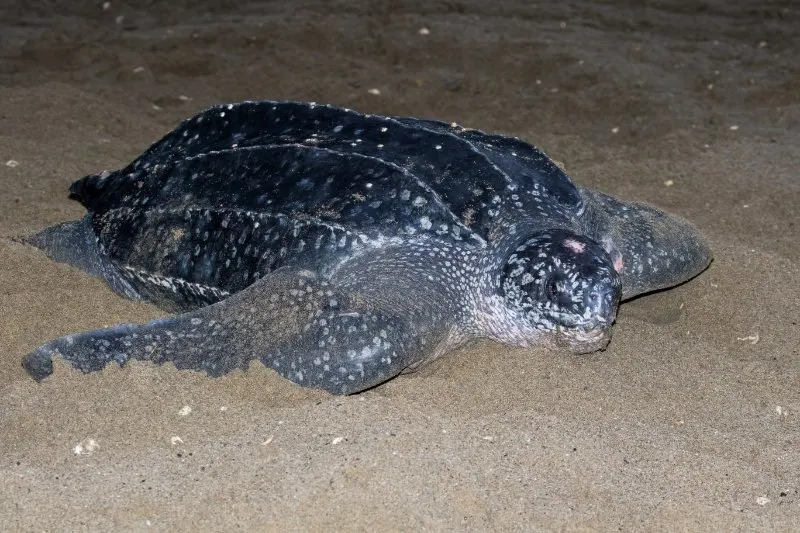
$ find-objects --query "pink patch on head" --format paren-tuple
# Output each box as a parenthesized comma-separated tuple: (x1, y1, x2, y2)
(563, 239, 585, 253)
(601, 236, 624, 273)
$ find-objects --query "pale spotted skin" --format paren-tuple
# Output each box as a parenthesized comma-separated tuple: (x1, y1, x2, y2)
(23, 101, 711, 394)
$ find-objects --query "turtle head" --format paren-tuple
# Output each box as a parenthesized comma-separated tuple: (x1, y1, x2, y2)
(498, 230, 622, 352)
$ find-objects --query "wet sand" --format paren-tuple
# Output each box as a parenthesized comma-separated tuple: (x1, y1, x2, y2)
(1, 1, 798, 530)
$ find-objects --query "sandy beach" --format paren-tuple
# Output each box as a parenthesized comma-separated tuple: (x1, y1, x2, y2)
(1, 1, 798, 530)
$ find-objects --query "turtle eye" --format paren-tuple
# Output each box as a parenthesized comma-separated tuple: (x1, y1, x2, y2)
(543, 274, 559, 302)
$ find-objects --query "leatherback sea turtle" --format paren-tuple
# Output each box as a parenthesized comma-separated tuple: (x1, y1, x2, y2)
(23, 101, 711, 394)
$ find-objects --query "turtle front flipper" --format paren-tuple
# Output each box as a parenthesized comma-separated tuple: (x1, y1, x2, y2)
(578, 187, 712, 300)
(24, 265, 459, 394)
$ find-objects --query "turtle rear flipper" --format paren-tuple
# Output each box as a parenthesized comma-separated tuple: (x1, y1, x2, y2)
(25, 215, 142, 301)
(23, 265, 459, 394)
(578, 187, 712, 300)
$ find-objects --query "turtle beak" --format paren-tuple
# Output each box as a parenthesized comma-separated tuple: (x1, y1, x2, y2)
(584, 281, 620, 328)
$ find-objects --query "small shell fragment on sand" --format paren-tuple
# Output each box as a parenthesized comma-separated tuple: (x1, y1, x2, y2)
(367, 88, 381, 95)
(5, 160, 19, 167)
(418, 27, 430, 35)
(331, 437, 344, 445)
(170, 436, 184, 445)
(736, 333, 760, 344)
(178, 405, 192, 416)
(756, 496, 770, 505)
(73, 438, 99, 455)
